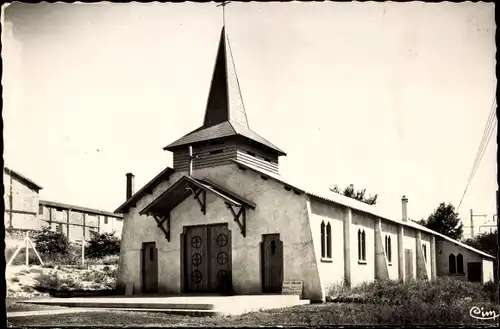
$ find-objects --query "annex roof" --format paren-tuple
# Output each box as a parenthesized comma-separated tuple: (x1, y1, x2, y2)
(4, 167, 43, 191)
(230, 159, 496, 260)
(39, 200, 122, 219)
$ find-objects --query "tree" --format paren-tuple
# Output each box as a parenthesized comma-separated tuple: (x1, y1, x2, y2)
(85, 232, 121, 259)
(33, 226, 70, 256)
(331, 184, 378, 205)
(419, 202, 463, 240)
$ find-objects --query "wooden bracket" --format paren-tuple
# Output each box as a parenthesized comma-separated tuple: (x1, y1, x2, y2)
(153, 213, 170, 241)
(226, 202, 246, 237)
(187, 184, 206, 215)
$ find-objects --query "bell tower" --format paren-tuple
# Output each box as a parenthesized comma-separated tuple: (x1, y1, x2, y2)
(164, 27, 286, 175)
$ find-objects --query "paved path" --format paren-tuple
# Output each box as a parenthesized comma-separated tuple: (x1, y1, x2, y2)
(7, 308, 98, 318)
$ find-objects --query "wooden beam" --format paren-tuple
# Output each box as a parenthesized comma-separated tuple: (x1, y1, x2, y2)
(67, 209, 70, 238)
(41, 219, 98, 229)
(152, 214, 170, 241)
(83, 213, 86, 241)
(5, 209, 37, 215)
(188, 185, 206, 215)
(225, 202, 246, 237)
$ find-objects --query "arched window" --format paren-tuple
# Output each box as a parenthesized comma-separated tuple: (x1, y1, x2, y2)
(385, 236, 392, 263)
(326, 223, 332, 258)
(361, 230, 366, 261)
(457, 254, 464, 274)
(358, 229, 366, 262)
(449, 254, 456, 274)
(321, 222, 326, 258)
(358, 229, 362, 261)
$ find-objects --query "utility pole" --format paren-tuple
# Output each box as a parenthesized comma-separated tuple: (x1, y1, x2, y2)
(496, 191, 499, 315)
(470, 209, 487, 239)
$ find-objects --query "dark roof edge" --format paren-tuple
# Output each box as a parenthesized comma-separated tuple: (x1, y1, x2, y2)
(114, 166, 175, 214)
(229, 160, 495, 260)
(4, 167, 43, 190)
(39, 200, 122, 218)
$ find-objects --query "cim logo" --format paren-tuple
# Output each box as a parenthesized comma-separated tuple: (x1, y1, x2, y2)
(469, 306, 500, 320)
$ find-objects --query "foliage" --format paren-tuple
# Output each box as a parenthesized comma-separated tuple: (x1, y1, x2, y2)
(32, 226, 70, 256)
(85, 232, 121, 259)
(418, 202, 463, 240)
(34, 272, 83, 292)
(331, 184, 378, 205)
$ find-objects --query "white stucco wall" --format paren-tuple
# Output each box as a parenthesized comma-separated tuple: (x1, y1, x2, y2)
(380, 219, 399, 281)
(308, 197, 345, 296)
(482, 259, 494, 283)
(117, 164, 323, 300)
(350, 211, 375, 287)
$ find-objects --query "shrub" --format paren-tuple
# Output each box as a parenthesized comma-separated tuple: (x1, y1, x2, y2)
(34, 272, 83, 292)
(33, 226, 70, 256)
(85, 232, 120, 259)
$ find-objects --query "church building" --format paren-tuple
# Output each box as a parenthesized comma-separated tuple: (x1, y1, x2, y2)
(115, 27, 495, 302)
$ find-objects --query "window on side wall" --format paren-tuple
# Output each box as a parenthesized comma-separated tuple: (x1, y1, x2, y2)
(385, 235, 392, 263)
(320, 221, 332, 262)
(326, 223, 332, 259)
(358, 229, 366, 263)
(321, 222, 325, 258)
(449, 254, 456, 274)
(457, 253, 464, 274)
(104, 216, 108, 225)
(423, 244, 427, 262)
(38, 204, 43, 215)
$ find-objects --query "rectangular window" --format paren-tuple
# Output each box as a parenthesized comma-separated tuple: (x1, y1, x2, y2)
(423, 244, 427, 262)
(246, 151, 256, 157)
(210, 149, 224, 155)
(104, 216, 108, 224)
(38, 204, 44, 215)
(358, 230, 366, 263)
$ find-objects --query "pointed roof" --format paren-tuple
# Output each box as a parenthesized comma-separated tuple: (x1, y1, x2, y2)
(164, 27, 286, 156)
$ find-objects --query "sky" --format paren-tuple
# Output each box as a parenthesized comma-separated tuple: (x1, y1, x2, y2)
(2, 2, 497, 236)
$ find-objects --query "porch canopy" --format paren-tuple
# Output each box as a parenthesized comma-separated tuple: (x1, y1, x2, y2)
(139, 175, 256, 240)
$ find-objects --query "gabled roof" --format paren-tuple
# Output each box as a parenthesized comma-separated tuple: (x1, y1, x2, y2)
(39, 200, 122, 219)
(4, 167, 43, 191)
(230, 159, 495, 260)
(114, 166, 175, 214)
(163, 27, 285, 156)
(139, 175, 255, 217)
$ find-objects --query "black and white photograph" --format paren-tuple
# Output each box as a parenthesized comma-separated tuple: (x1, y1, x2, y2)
(2, 1, 498, 327)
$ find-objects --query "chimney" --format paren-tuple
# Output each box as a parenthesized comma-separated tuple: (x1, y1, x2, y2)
(126, 173, 135, 200)
(401, 195, 408, 222)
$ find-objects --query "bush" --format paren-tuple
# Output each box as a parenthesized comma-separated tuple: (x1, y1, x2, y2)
(33, 226, 70, 256)
(34, 272, 83, 292)
(85, 232, 120, 259)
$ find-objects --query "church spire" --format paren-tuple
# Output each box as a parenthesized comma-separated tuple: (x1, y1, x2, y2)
(203, 26, 249, 129)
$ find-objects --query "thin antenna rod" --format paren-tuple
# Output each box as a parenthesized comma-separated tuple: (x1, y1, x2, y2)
(217, 1, 232, 27)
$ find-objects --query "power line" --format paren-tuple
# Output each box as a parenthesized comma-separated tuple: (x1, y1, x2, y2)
(457, 97, 497, 211)
(457, 116, 496, 211)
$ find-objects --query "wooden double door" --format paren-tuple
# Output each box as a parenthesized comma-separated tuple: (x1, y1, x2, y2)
(183, 224, 232, 294)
